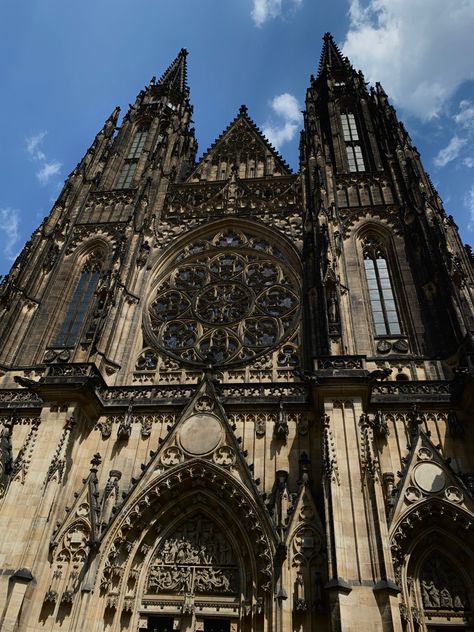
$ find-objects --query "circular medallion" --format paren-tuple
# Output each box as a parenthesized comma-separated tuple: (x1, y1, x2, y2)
(413, 462, 446, 493)
(179, 414, 223, 455)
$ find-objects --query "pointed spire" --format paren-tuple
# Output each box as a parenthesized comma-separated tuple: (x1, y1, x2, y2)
(317, 32, 350, 76)
(157, 48, 189, 95)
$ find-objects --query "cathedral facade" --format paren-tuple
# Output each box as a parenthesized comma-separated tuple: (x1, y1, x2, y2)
(0, 35, 473, 632)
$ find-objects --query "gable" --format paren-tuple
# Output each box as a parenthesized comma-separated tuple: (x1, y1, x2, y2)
(188, 106, 292, 183)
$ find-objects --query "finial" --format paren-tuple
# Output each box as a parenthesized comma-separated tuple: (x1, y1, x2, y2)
(239, 104, 248, 116)
(90, 453, 102, 470)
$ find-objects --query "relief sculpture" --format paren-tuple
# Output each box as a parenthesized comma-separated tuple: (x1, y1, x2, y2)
(420, 555, 469, 611)
(146, 516, 237, 595)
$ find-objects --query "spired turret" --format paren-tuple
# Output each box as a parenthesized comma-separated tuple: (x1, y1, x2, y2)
(0, 38, 472, 632)
(302, 32, 474, 364)
(0, 49, 197, 369)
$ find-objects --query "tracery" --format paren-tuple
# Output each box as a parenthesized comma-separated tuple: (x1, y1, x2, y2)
(145, 228, 300, 368)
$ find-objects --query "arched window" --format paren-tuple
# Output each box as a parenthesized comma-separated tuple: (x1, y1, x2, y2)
(341, 112, 365, 172)
(53, 253, 103, 347)
(362, 237, 401, 336)
(116, 126, 149, 189)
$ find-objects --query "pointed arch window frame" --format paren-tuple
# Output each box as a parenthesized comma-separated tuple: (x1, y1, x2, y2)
(52, 252, 104, 348)
(362, 236, 403, 337)
(115, 124, 149, 189)
(340, 111, 366, 173)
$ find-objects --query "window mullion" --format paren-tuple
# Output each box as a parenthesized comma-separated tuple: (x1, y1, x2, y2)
(374, 258, 390, 334)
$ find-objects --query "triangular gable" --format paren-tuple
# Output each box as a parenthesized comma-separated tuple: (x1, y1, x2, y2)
(188, 105, 292, 182)
(389, 431, 474, 531)
(101, 374, 275, 540)
(50, 454, 101, 552)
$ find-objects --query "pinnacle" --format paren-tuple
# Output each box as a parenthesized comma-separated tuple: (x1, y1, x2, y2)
(317, 32, 350, 76)
(156, 48, 189, 94)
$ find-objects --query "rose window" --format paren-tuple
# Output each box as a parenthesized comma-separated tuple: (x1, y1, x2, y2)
(146, 229, 300, 367)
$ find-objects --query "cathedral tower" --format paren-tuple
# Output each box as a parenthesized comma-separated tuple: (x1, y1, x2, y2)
(0, 38, 473, 632)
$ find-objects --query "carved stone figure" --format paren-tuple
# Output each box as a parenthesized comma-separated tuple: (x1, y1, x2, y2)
(146, 516, 237, 596)
(420, 555, 469, 612)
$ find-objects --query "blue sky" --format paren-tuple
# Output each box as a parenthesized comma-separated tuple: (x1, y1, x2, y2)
(1, 0, 473, 276)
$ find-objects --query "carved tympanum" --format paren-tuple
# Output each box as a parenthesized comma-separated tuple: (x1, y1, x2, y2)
(420, 555, 469, 612)
(146, 515, 237, 596)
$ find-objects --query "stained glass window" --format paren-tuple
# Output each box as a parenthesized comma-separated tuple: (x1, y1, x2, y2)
(54, 257, 102, 347)
(116, 128, 148, 189)
(363, 240, 401, 336)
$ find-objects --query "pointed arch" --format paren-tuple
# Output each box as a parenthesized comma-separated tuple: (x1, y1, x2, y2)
(391, 499, 474, 631)
(355, 223, 410, 344)
(140, 218, 302, 373)
(94, 458, 277, 630)
(49, 242, 110, 350)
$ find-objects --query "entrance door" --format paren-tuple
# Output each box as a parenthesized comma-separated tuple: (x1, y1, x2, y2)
(203, 619, 231, 632)
(147, 616, 174, 632)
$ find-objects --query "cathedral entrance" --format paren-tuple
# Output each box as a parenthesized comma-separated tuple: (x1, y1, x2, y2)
(203, 619, 230, 632)
(147, 616, 174, 631)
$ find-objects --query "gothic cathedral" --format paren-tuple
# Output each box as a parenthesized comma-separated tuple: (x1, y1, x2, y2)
(0, 35, 473, 632)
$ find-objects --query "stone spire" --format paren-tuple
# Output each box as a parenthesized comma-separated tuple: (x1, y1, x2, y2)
(317, 32, 351, 76)
(156, 48, 189, 95)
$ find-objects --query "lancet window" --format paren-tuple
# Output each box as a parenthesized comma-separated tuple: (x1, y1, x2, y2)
(53, 253, 102, 347)
(116, 126, 148, 189)
(341, 112, 365, 172)
(362, 238, 401, 336)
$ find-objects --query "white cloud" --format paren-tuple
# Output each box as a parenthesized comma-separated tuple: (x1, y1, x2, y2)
(251, 0, 302, 27)
(37, 160, 62, 186)
(262, 93, 302, 149)
(465, 185, 474, 230)
(25, 130, 61, 186)
(434, 136, 467, 167)
(26, 131, 47, 160)
(463, 157, 474, 168)
(454, 100, 474, 130)
(342, 0, 474, 119)
(0, 207, 21, 260)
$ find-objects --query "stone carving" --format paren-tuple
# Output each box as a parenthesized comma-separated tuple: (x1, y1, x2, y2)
(405, 486, 422, 503)
(146, 228, 300, 368)
(274, 400, 289, 440)
(255, 416, 266, 437)
(136, 349, 158, 371)
(146, 516, 237, 595)
(292, 526, 322, 562)
(48, 522, 91, 605)
(322, 414, 339, 484)
(293, 572, 307, 612)
(96, 418, 112, 439)
(445, 486, 463, 503)
(194, 395, 214, 413)
(373, 410, 389, 437)
(101, 470, 121, 528)
(212, 445, 235, 466)
(420, 555, 469, 611)
(160, 446, 184, 467)
(0, 420, 13, 498)
(117, 402, 133, 440)
(418, 447, 433, 461)
(45, 416, 75, 485)
(11, 418, 40, 484)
